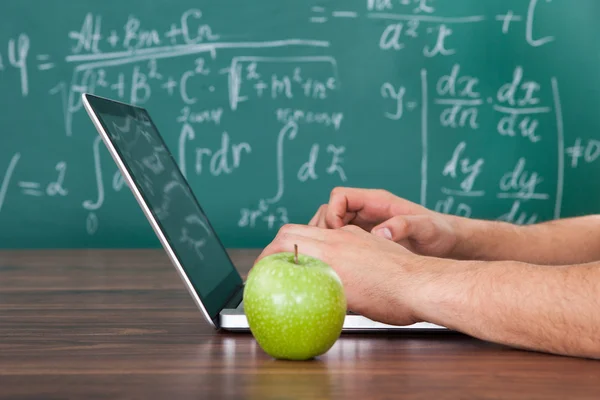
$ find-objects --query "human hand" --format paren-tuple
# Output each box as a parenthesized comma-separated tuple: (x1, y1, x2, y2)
(255, 224, 430, 326)
(308, 187, 461, 259)
(370, 214, 460, 259)
(308, 187, 429, 231)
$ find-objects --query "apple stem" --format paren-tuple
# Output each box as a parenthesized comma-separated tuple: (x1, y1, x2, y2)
(294, 244, 298, 264)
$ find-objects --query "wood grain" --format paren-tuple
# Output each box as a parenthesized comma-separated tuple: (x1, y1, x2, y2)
(0, 249, 599, 399)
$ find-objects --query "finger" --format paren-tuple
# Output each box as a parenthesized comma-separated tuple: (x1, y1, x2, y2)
(308, 205, 325, 226)
(324, 187, 363, 228)
(341, 223, 407, 251)
(317, 206, 337, 228)
(371, 215, 435, 243)
(309, 205, 339, 229)
(342, 211, 357, 227)
(371, 216, 407, 241)
(324, 210, 356, 229)
(325, 187, 418, 230)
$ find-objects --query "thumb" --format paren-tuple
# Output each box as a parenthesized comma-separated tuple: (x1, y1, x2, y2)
(371, 215, 432, 243)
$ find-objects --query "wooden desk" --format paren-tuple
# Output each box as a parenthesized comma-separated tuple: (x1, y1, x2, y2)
(1, 249, 599, 399)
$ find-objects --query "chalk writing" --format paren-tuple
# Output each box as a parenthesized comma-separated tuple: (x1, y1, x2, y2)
(267, 120, 298, 204)
(194, 132, 252, 176)
(566, 138, 600, 168)
(526, 0, 554, 47)
(495, 66, 546, 143)
(46, 162, 69, 196)
(421, 64, 564, 223)
(379, 21, 420, 51)
(495, 0, 555, 48)
(435, 196, 472, 218)
(381, 82, 406, 120)
(368, 0, 485, 57)
(229, 57, 338, 111)
(69, 13, 102, 54)
(0, 154, 21, 214)
(298, 144, 320, 182)
(295, 143, 348, 183)
(309, 6, 359, 24)
(498, 158, 547, 200)
(239, 202, 289, 230)
(68, 10, 221, 56)
(83, 136, 106, 211)
(496, 11, 523, 35)
(498, 201, 538, 225)
(0, 0, 585, 248)
(86, 212, 99, 235)
(326, 145, 347, 182)
(276, 108, 343, 130)
(442, 142, 484, 194)
(423, 25, 455, 57)
(435, 64, 480, 129)
(4, 34, 30, 96)
(177, 106, 223, 125)
(19, 181, 43, 197)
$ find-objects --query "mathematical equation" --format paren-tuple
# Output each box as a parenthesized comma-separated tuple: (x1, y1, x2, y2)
(308, 0, 555, 55)
(0, 0, 593, 248)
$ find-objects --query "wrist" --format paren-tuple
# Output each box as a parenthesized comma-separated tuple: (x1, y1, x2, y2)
(447, 216, 523, 261)
(408, 256, 483, 328)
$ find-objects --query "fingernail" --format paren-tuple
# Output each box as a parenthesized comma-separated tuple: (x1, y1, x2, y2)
(374, 227, 392, 240)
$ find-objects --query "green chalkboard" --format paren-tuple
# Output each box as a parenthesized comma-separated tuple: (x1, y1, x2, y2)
(1, 0, 599, 249)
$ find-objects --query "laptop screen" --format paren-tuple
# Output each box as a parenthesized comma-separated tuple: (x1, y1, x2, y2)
(84, 94, 243, 321)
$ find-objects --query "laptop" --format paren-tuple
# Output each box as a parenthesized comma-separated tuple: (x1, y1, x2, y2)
(82, 93, 444, 332)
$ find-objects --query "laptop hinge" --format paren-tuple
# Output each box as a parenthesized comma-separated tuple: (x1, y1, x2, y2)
(223, 283, 244, 309)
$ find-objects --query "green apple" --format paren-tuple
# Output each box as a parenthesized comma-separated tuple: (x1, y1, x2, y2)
(243, 246, 346, 361)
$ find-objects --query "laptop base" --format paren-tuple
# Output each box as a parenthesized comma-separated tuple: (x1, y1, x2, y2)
(219, 306, 446, 332)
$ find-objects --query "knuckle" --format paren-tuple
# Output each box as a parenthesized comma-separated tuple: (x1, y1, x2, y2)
(399, 215, 411, 229)
(278, 223, 295, 236)
(406, 215, 435, 241)
(423, 216, 439, 236)
(279, 223, 292, 233)
(390, 215, 404, 223)
(330, 186, 345, 198)
(424, 215, 436, 227)
(341, 224, 362, 234)
(385, 216, 405, 231)
(415, 214, 433, 228)
(276, 231, 290, 241)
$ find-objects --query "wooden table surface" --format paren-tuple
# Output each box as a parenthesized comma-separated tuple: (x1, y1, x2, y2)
(1, 249, 599, 399)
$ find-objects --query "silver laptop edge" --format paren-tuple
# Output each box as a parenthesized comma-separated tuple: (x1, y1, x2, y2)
(82, 94, 217, 329)
(220, 310, 445, 331)
(82, 93, 446, 333)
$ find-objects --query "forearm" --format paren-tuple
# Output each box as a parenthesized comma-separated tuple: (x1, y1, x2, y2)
(450, 215, 600, 264)
(413, 257, 600, 359)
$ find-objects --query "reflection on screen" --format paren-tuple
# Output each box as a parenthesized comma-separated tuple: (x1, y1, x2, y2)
(90, 98, 240, 314)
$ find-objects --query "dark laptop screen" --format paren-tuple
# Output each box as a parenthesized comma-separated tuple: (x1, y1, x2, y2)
(85, 95, 242, 321)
